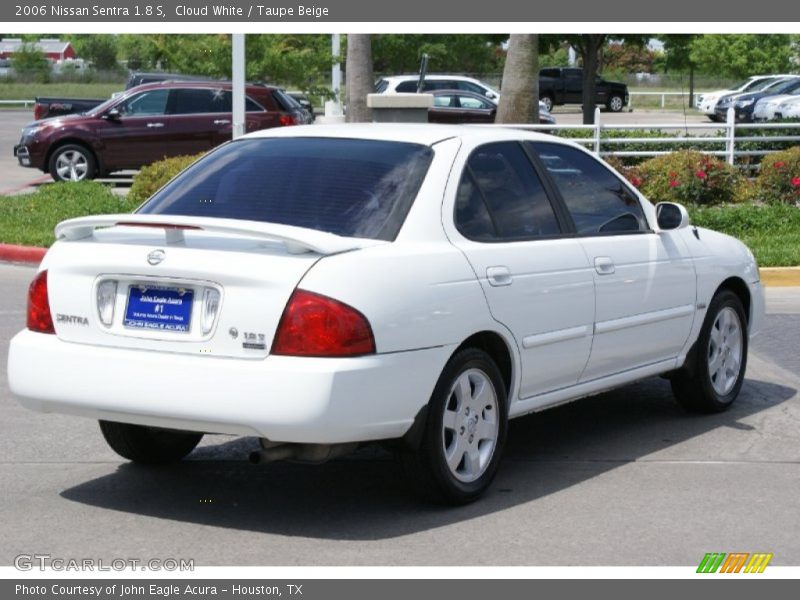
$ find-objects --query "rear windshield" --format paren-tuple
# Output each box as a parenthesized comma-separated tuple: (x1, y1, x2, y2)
(137, 137, 433, 241)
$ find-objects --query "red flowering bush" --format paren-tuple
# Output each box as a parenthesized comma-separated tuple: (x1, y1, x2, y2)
(634, 151, 746, 205)
(754, 147, 800, 204)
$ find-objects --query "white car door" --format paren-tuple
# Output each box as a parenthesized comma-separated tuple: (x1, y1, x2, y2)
(446, 141, 596, 399)
(529, 141, 697, 381)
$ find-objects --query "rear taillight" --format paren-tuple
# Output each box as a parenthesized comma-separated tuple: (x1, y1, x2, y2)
(279, 114, 297, 126)
(272, 290, 375, 357)
(33, 103, 43, 121)
(27, 270, 54, 334)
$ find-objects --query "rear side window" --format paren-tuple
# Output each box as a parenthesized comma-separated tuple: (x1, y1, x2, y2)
(375, 79, 389, 93)
(138, 138, 433, 241)
(529, 142, 647, 235)
(170, 88, 230, 114)
(455, 142, 560, 241)
(395, 81, 417, 92)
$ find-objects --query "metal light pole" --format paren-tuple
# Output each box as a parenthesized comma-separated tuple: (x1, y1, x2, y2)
(325, 33, 343, 117)
(232, 33, 245, 139)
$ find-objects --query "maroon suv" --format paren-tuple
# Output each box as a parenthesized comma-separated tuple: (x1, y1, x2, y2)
(14, 81, 310, 182)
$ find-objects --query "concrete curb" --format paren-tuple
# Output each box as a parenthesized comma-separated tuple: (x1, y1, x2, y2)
(759, 267, 800, 287)
(0, 244, 47, 265)
(2, 244, 800, 286)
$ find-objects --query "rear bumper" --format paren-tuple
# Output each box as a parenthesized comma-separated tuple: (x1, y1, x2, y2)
(8, 330, 454, 444)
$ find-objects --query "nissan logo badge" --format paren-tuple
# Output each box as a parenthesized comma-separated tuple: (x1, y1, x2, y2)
(147, 249, 166, 266)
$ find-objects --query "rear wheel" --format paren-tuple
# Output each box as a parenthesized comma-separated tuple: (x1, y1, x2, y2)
(400, 348, 508, 504)
(48, 144, 96, 182)
(540, 95, 554, 112)
(99, 421, 203, 464)
(671, 290, 748, 413)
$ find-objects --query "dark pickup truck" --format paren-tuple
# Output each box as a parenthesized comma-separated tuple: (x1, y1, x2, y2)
(538, 67, 629, 113)
(33, 96, 107, 120)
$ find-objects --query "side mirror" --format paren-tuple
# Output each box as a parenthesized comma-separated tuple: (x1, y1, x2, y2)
(656, 202, 690, 231)
(104, 108, 121, 121)
(485, 91, 496, 99)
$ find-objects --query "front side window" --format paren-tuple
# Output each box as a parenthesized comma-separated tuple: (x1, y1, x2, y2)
(529, 142, 647, 235)
(117, 89, 169, 116)
(455, 142, 561, 241)
(138, 138, 433, 241)
(458, 95, 493, 110)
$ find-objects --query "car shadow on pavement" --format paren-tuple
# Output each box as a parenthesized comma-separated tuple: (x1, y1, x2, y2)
(60, 376, 795, 540)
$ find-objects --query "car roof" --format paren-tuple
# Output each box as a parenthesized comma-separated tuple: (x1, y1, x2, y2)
(243, 123, 562, 147)
(126, 80, 280, 94)
(381, 74, 482, 83)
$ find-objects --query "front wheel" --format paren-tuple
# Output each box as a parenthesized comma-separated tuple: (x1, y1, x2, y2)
(606, 94, 625, 112)
(400, 348, 508, 504)
(99, 421, 203, 464)
(540, 95, 554, 112)
(48, 144, 96, 182)
(671, 290, 748, 413)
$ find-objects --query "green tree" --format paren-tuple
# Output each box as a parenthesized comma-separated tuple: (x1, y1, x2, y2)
(496, 34, 539, 124)
(346, 34, 373, 123)
(71, 35, 119, 70)
(372, 34, 505, 75)
(689, 35, 796, 79)
(658, 34, 700, 106)
(10, 43, 50, 82)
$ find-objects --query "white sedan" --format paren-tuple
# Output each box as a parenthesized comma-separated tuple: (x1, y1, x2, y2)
(754, 93, 800, 121)
(775, 95, 800, 119)
(7, 125, 764, 504)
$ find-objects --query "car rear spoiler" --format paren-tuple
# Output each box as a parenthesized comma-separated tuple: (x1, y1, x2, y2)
(54, 214, 382, 255)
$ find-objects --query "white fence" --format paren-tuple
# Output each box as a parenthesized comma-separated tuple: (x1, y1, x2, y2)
(0, 99, 35, 107)
(494, 107, 800, 169)
(628, 91, 705, 109)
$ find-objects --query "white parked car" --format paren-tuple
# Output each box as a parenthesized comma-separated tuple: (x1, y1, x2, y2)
(754, 93, 800, 121)
(376, 74, 554, 121)
(7, 125, 764, 504)
(696, 75, 790, 120)
(774, 95, 800, 119)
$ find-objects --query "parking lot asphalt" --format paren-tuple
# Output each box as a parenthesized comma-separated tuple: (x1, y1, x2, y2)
(1, 261, 798, 566)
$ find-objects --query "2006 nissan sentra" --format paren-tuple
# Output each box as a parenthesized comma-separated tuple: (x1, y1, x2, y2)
(7, 124, 764, 504)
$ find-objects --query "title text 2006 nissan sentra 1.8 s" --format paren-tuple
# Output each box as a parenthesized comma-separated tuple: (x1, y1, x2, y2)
(7, 124, 764, 504)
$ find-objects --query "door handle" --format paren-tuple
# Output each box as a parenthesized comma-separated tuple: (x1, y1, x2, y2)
(594, 256, 615, 275)
(486, 266, 513, 287)
(146, 122, 164, 128)
(214, 119, 231, 125)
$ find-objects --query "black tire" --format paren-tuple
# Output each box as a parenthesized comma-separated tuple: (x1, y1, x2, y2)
(540, 95, 554, 113)
(708, 114, 722, 123)
(400, 348, 508, 505)
(99, 421, 203, 464)
(48, 143, 97, 182)
(671, 290, 748, 413)
(606, 94, 625, 112)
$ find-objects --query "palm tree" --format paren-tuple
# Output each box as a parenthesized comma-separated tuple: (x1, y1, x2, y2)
(345, 34, 373, 123)
(496, 34, 539, 124)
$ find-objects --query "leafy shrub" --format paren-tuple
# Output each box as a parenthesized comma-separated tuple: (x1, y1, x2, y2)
(128, 153, 205, 204)
(735, 119, 800, 169)
(634, 151, 746, 205)
(753, 146, 800, 204)
(0, 181, 138, 247)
